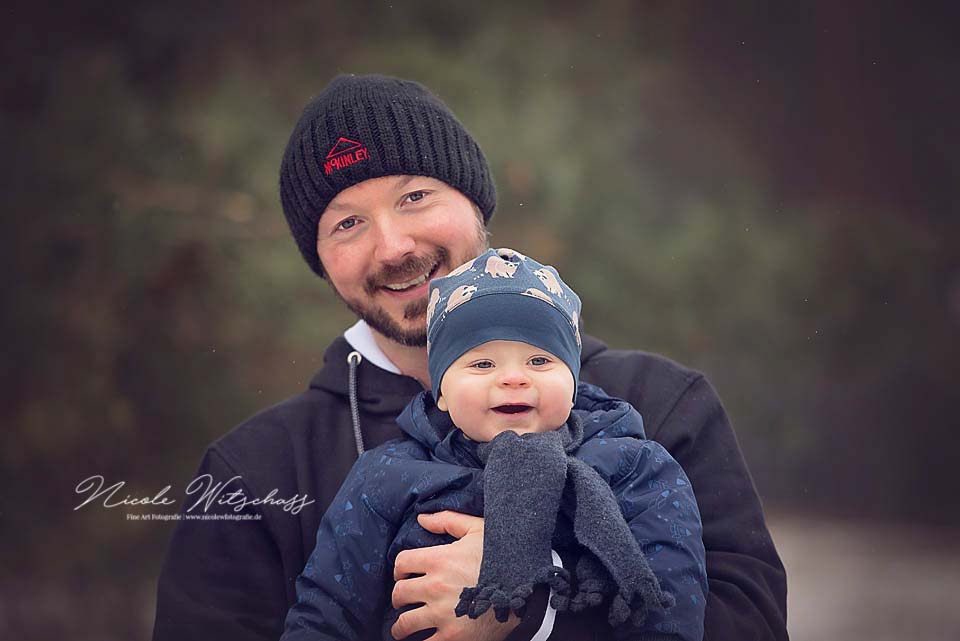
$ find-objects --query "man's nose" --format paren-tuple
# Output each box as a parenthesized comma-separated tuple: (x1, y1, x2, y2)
(372, 215, 417, 264)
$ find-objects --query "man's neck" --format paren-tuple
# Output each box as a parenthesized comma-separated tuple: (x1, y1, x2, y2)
(371, 330, 430, 389)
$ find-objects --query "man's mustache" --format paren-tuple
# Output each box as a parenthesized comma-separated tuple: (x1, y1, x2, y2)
(364, 248, 449, 295)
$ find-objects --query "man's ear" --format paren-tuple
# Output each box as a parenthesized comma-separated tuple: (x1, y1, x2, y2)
(437, 395, 448, 412)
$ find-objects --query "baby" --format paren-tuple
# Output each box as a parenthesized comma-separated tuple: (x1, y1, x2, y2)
(283, 248, 707, 641)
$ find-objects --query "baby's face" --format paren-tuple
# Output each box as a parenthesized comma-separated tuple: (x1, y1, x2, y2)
(437, 340, 575, 442)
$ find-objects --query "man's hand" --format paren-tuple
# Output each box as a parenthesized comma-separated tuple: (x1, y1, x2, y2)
(390, 511, 519, 641)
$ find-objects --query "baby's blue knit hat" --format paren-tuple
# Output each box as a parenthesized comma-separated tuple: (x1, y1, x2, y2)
(426, 248, 582, 401)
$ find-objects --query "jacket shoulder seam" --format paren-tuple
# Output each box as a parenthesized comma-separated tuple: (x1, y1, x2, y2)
(650, 372, 705, 436)
(583, 351, 705, 435)
(204, 444, 264, 497)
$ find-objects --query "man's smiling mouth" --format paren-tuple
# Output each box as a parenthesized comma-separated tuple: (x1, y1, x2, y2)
(382, 262, 440, 292)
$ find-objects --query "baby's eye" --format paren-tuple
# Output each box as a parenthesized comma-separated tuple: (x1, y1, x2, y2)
(471, 360, 494, 369)
(529, 356, 551, 366)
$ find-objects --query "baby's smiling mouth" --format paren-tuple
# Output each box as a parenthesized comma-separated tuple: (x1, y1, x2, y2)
(492, 404, 532, 415)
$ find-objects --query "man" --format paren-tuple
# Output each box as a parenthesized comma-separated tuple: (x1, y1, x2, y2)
(154, 74, 788, 641)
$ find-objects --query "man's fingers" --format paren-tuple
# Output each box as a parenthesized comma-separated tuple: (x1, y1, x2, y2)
(391, 603, 435, 641)
(417, 511, 484, 539)
(394, 547, 436, 581)
(392, 573, 443, 608)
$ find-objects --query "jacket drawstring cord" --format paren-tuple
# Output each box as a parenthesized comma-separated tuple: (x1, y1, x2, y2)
(347, 351, 365, 457)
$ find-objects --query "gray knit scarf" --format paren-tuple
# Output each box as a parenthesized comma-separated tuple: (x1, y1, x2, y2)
(455, 414, 675, 627)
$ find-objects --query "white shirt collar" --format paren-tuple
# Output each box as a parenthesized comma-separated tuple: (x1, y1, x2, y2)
(342, 320, 402, 375)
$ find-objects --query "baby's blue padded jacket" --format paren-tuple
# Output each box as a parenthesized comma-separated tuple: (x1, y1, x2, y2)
(282, 382, 707, 641)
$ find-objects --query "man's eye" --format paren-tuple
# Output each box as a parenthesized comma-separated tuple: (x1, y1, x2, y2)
(529, 356, 550, 366)
(336, 218, 358, 231)
(405, 191, 427, 204)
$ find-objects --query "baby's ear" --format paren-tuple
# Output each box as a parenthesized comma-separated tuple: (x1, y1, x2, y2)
(436, 395, 449, 412)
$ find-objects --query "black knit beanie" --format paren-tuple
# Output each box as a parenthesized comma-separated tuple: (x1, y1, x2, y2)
(279, 74, 497, 277)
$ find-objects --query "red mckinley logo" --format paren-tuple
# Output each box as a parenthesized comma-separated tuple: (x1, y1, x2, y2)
(323, 137, 369, 175)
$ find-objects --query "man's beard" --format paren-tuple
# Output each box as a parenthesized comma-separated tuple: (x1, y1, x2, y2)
(345, 297, 430, 347)
(332, 232, 487, 347)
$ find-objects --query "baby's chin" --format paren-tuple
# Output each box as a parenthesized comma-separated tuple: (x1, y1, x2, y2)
(462, 423, 564, 442)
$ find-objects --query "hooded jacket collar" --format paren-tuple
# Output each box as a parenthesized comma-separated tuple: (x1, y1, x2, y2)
(308, 336, 423, 416)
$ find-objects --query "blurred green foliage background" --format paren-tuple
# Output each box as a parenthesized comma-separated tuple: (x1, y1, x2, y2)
(2, 1, 958, 639)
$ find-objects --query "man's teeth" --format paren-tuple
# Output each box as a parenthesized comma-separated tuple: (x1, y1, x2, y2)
(384, 272, 429, 291)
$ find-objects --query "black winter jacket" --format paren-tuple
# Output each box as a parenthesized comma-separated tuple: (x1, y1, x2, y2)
(153, 334, 788, 641)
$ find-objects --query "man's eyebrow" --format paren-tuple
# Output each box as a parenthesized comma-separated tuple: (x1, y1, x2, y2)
(324, 200, 354, 212)
(393, 175, 417, 191)
(325, 176, 421, 213)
